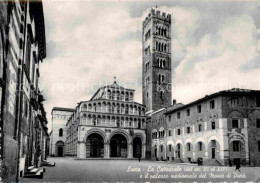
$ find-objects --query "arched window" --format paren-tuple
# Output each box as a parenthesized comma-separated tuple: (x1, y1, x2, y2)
(160, 91, 163, 99)
(59, 128, 63, 137)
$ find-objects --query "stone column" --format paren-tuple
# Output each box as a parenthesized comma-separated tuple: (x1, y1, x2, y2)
(243, 118, 249, 163)
(219, 118, 229, 165)
(142, 144, 146, 159)
(128, 143, 133, 158)
(104, 143, 109, 158)
(77, 141, 86, 158)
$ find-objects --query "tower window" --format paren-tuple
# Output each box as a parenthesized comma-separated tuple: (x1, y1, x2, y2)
(145, 29, 151, 41)
(232, 119, 239, 128)
(168, 130, 171, 136)
(146, 92, 148, 98)
(169, 145, 172, 152)
(198, 124, 202, 132)
(212, 121, 216, 130)
(59, 128, 63, 137)
(177, 129, 181, 135)
(187, 126, 191, 134)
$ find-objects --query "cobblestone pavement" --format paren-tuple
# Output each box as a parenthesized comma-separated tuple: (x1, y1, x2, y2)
(22, 157, 260, 182)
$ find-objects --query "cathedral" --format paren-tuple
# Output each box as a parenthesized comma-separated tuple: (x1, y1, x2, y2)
(50, 8, 260, 166)
(65, 81, 146, 158)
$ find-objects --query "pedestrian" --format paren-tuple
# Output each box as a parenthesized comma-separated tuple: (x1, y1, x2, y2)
(235, 160, 241, 171)
(138, 155, 141, 162)
(229, 159, 232, 167)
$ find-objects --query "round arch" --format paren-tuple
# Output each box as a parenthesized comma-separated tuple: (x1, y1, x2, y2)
(84, 128, 107, 143)
(108, 130, 130, 144)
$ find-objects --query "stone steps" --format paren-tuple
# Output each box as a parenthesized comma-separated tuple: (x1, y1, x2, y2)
(41, 160, 56, 167)
(24, 166, 44, 179)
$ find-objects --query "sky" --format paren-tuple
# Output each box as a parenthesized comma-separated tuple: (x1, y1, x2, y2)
(40, 0, 260, 131)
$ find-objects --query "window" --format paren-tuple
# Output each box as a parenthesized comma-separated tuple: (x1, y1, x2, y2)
(187, 143, 191, 151)
(256, 96, 260, 107)
(59, 128, 63, 137)
(230, 97, 239, 107)
(212, 121, 216, 130)
(198, 124, 202, 132)
(177, 112, 180, 119)
(198, 142, 203, 151)
(197, 105, 202, 113)
(210, 100, 215, 109)
(168, 130, 171, 136)
(187, 127, 191, 134)
(168, 115, 171, 122)
(233, 141, 240, 151)
(256, 119, 260, 128)
(186, 109, 190, 116)
(160, 145, 163, 152)
(160, 91, 163, 99)
(146, 92, 148, 98)
(169, 145, 172, 152)
(138, 122, 141, 129)
(145, 30, 151, 41)
(232, 119, 239, 128)
(258, 141, 260, 152)
(177, 129, 181, 135)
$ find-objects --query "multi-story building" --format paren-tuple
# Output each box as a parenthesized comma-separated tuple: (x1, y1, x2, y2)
(163, 89, 260, 166)
(142, 9, 260, 167)
(0, 1, 48, 181)
(66, 81, 147, 158)
(50, 107, 74, 157)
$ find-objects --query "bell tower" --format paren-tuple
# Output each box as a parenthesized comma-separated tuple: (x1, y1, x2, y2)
(142, 8, 172, 113)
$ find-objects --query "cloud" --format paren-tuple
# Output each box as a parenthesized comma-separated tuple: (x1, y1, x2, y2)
(41, 2, 144, 130)
(41, 2, 260, 132)
(174, 14, 260, 103)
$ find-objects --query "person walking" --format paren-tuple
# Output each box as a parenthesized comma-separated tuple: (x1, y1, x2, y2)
(138, 155, 141, 162)
(235, 160, 241, 171)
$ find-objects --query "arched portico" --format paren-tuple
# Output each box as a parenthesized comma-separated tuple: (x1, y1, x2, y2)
(86, 133, 104, 158)
(110, 134, 128, 158)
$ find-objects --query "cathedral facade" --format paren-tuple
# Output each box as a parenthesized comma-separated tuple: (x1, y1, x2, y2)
(65, 82, 146, 158)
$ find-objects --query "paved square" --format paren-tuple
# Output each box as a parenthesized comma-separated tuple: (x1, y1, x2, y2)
(23, 158, 260, 182)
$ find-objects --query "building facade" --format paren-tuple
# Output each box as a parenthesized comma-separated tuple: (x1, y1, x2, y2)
(66, 81, 147, 159)
(50, 107, 74, 157)
(0, 1, 48, 181)
(142, 9, 260, 167)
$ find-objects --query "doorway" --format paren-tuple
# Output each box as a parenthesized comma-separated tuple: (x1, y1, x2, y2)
(110, 134, 127, 157)
(212, 148, 216, 159)
(133, 137, 142, 158)
(58, 146, 63, 157)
